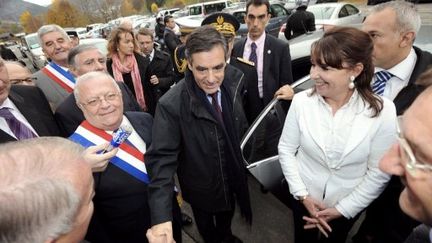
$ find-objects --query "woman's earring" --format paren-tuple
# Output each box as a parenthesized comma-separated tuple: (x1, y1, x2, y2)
(348, 76, 355, 89)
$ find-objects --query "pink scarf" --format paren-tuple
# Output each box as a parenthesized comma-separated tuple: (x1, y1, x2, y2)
(111, 53, 146, 110)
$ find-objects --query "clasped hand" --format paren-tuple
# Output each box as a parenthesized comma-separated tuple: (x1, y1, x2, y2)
(301, 197, 342, 238)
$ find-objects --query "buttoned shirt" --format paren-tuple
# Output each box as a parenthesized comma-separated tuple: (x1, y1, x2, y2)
(0, 98, 39, 139)
(373, 48, 417, 101)
(244, 32, 266, 98)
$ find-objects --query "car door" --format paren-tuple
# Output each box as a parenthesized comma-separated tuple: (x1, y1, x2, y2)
(336, 4, 363, 26)
(241, 75, 314, 204)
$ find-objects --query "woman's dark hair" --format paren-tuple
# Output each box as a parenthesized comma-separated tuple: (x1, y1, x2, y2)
(310, 26, 383, 117)
(107, 27, 139, 57)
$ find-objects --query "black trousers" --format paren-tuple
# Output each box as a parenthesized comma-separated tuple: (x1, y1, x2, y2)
(191, 205, 236, 243)
(289, 195, 359, 243)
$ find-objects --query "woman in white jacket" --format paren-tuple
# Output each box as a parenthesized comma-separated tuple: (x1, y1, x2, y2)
(278, 27, 397, 243)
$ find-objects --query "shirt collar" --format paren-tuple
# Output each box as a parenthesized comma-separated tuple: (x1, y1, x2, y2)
(246, 32, 266, 47)
(375, 47, 417, 81)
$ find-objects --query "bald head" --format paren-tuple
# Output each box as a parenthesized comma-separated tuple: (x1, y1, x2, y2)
(4, 61, 34, 86)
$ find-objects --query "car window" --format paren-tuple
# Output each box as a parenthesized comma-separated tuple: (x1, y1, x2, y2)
(233, 11, 246, 24)
(346, 4, 359, 15)
(309, 6, 335, 20)
(205, 2, 227, 14)
(25, 35, 40, 49)
(270, 4, 288, 18)
(242, 76, 314, 166)
(189, 6, 202, 15)
(338, 6, 349, 18)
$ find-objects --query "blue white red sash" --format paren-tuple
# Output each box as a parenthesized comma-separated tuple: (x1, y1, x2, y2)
(69, 120, 149, 183)
(41, 62, 75, 93)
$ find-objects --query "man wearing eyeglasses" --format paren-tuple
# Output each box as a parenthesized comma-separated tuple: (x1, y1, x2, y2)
(4, 61, 36, 86)
(71, 71, 182, 243)
(0, 56, 60, 143)
(379, 69, 432, 242)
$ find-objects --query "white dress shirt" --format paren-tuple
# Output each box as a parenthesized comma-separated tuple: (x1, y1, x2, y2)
(278, 89, 397, 218)
(373, 48, 417, 100)
(0, 98, 39, 139)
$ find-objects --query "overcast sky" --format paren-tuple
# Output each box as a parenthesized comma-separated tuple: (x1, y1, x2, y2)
(24, 0, 52, 6)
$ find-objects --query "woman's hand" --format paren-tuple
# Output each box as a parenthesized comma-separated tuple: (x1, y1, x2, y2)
(82, 143, 118, 172)
(301, 197, 333, 237)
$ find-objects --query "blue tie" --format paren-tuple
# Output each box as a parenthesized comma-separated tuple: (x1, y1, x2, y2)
(0, 107, 37, 140)
(249, 42, 257, 66)
(372, 70, 393, 96)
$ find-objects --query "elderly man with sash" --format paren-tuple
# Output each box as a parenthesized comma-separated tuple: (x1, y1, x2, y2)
(32, 24, 76, 110)
(69, 71, 182, 243)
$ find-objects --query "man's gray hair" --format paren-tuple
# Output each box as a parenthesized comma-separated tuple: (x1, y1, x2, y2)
(37, 24, 70, 46)
(185, 25, 227, 63)
(68, 44, 105, 69)
(369, 1, 421, 35)
(74, 71, 120, 103)
(0, 137, 85, 243)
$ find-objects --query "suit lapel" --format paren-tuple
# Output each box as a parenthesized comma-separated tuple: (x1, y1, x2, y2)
(0, 129, 16, 142)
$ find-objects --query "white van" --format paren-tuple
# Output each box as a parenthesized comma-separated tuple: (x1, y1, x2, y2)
(187, 0, 234, 16)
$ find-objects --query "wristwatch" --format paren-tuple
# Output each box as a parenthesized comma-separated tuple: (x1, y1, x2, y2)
(299, 195, 308, 202)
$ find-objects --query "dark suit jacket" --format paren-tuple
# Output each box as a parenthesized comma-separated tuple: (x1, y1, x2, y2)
(232, 34, 294, 114)
(163, 28, 181, 56)
(284, 9, 316, 40)
(85, 111, 153, 243)
(54, 82, 142, 137)
(145, 50, 175, 115)
(394, 46, 432, 115)
(0, 85, 60, 143)
(229, 57, 259, 124)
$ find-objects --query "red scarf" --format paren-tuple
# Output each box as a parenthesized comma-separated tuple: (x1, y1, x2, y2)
(111, 53, 146, 110)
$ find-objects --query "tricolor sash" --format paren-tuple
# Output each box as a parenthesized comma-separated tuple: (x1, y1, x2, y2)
(69, 120, 149, 183)
(41, 62, 75, 93)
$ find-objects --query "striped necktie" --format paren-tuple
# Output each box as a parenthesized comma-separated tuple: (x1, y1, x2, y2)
(372, 70, 393, 96)
(0, 107, 37, 140)
(249, 42, 257, 66)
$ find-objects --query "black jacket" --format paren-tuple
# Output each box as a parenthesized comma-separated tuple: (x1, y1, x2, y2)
(284, 8, 316, 40)
(147, 65, 249, 225)
(145, 50, 175, 115)
(0, 85, 60, 143)
(163, 28, 181, 56)
(394, 46, 432, 115)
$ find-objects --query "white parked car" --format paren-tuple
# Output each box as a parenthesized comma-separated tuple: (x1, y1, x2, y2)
(307, 2, 364, 29)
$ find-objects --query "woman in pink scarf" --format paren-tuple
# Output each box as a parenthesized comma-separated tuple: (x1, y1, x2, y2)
(107, 28, 150, 111)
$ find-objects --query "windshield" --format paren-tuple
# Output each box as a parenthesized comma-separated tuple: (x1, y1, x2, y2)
(25, 34, 40, 49)
(309, 6, 335, 20)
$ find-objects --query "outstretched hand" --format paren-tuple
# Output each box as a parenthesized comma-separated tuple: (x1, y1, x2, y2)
(82, 143, 118, 172)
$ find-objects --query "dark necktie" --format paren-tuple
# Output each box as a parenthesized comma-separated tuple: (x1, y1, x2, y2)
(249, 42, 257, 66)
(0, 107, 37, 140)
(210, 92, 223, 122)
(372, 70, 393, 96)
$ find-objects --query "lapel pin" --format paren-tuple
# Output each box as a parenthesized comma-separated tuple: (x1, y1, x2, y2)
(267, 50, 271, 54)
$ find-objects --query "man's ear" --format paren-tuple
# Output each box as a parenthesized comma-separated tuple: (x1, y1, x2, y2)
(399, 31, 415, 48)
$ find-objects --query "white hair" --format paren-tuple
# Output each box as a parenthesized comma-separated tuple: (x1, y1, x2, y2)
(0, 137, 85, 243)
(37, 24, 70, 46)
(369, 1, 421, 35)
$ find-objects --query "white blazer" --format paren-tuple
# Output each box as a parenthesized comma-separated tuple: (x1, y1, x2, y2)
(278, 89, 397, 219)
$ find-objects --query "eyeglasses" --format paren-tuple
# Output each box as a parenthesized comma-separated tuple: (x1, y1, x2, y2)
(397, 117, 432, 178)
(81, 92, 120, 108)
(10, 77, 37, 85)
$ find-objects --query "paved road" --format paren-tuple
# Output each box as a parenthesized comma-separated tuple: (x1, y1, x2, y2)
(180, 2, 432, 243)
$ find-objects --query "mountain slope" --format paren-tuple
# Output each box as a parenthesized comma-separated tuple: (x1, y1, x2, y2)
(0, 0, 48, 22)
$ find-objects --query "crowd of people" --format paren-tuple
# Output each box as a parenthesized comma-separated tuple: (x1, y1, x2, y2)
(0, 0, 432, 243)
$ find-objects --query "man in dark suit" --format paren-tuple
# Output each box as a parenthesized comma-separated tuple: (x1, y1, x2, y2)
(136, 28, 175, 115)
(354, 2, 432, 243)
(164, 15, 181, 57)
(284, 4, 316, 40)
(55, 44, 141, 137)
(232, 0, 294, 122)
(70, 71, 182, 243)
(0, 57, 60, 143)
